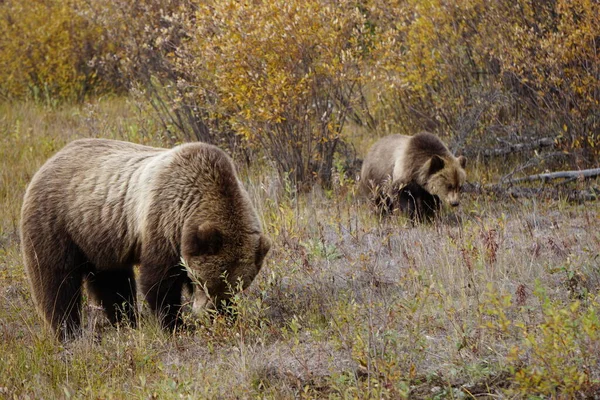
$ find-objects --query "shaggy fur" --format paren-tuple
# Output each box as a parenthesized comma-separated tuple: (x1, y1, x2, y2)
(360, 132, 466, 221)
(20, 139, 270, 340)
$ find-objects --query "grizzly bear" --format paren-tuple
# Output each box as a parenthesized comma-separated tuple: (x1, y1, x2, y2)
(360, 132, 466, 221)
(20, 138, 270, 340)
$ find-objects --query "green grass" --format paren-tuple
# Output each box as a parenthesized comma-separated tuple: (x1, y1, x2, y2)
(1, 99, 599, 398)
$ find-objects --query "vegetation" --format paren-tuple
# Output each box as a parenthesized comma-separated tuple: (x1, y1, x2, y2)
(1, 0, 599, 398)
(2, 0, 599, 183)
(1, 98, 599, 399)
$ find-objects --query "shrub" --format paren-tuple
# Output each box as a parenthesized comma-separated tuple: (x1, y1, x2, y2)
(363, 0, 600, 161)
(362, 0, 504, 146)
(483, 284, 600, 397)
(173, 0, 369, 187)
(2, 0, 599, 184)
(0, 0, 118, 102)
(489, 0, 600, 161)
(81, 0, 223, 145)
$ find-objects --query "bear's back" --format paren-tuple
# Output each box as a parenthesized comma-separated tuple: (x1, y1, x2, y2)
(394, 132, 452, 183)
(21, 139, 170, 266)
(360, 134, 410, 191)
(23, 139, 259, 269)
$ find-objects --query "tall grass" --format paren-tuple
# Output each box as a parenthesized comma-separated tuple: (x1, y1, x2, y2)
(0, 99, 599, 398)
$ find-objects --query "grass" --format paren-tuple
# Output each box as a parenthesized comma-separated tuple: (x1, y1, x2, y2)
(1, 99, 599, 398)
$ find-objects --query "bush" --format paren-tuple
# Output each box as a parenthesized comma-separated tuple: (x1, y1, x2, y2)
(362, 0, 505, 147)
(483, 284, 600, 397)
(363, 0, 600, 160)
(82, 0, 220, 145)
(0, 0, 118, 102)
(490, 0, 600, 161)
(173, 0, 369, 187)
(1, 0, 599, 184)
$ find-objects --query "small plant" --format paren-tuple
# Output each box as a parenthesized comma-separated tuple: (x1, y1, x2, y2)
(482, 283, 600, 398)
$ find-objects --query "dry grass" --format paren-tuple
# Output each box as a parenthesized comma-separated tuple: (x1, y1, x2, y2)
(1, 99, 599, 398)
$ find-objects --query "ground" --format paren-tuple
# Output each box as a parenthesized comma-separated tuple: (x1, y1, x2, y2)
(1, 100, 599, 398)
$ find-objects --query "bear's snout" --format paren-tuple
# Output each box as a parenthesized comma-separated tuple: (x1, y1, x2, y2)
(447, 192, 461, 207)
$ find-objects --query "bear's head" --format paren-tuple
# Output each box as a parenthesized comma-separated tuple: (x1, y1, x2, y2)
(181, 220, 271, 309)
(420, 154, 467, 207)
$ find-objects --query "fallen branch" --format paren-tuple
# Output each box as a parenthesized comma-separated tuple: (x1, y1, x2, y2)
(504, 168, 600, 184)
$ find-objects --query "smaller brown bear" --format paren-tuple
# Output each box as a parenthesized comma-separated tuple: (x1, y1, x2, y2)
(20, 139, 270, 340)
(360, 132, 466, 221)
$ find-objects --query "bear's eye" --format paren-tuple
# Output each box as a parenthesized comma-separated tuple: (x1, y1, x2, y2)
(447, 183, 453, 191)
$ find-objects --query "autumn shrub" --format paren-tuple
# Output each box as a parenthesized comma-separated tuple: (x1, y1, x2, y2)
(80, 0, 230, 146)
(170, 0, 369, 187)
(0, 0, 120, 102)
(1, 0, 599, 185)
(488, 0, 600, 163)
(91, 0, 600, 173)
(76, 0, 371, 183)
(362, 0, 599, 164)
(483, 284, 600, 397)
(360, 0, 506, 150)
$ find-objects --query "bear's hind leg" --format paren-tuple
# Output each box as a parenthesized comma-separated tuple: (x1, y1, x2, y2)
(86, 269, 137, 328)
(397, 185, 419, 222)
(24, 241, 88, 340)
(48, 267, 86, 340)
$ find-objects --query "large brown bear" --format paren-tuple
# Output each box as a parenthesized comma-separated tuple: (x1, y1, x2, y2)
(360, 132, 467, 221)
(20, 139, 271, 340)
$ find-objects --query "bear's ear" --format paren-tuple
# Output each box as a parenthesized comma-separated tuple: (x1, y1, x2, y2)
(255, 234, 271, 266)
(428, 155, 445, 175)
(458, 155, 467, 168)
(183, 222, 223, 256)
(196, 223, 223, 255)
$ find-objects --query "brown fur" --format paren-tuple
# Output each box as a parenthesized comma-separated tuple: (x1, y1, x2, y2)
(20, 138, 270, 340)
(360, 132, 466, 220)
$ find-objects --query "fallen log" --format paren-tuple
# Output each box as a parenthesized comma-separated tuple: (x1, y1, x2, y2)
(504, 167, 600, 184)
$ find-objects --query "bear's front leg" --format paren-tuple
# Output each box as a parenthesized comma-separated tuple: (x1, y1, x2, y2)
(86, 268, 138, 328)
(139, 265, 187, 331)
